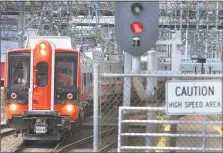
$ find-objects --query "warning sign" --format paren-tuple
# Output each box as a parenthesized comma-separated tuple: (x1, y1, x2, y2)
(166, 80, 222, 115)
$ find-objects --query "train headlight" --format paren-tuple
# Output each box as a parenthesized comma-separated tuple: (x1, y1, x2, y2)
(39, 42, 46, 56)
(40, 49, 46, 56)
(66, 104, 73, 112)
(40, 43, 46, 49)
(10, 104, 17, 111)
(11, 93, 17, 99)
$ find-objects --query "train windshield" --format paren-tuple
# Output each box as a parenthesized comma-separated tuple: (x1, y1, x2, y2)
(55, 58, 77, 87)
(8, 54, 30, 88)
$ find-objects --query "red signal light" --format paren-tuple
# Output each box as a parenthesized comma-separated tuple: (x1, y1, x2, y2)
(131, 22, 143, 34)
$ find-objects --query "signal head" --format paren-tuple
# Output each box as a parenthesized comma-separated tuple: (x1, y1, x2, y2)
(115, 1, 159, 56)
(131, 3, 143, 16)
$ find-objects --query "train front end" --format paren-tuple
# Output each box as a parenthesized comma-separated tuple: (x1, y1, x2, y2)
(5, 38, 80, 140)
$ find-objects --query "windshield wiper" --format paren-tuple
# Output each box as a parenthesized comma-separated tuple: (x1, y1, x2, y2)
(12, 58, 20, 74)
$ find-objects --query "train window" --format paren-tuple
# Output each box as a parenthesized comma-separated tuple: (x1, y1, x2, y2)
(9, 58, 29, 87)
(90, 73, 93, 83)
(36, 62, 48, 87)
(0, 80, 4, 87)
(84, 73, 86, 87)
(55, 58, 77, 87)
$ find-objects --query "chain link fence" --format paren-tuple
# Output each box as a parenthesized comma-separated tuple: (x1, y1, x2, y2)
(1, 87, 6, 122)
(94, 68, 222, 152)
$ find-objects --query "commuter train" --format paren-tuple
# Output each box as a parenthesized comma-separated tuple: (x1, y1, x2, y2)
(3, 36, 123, 140)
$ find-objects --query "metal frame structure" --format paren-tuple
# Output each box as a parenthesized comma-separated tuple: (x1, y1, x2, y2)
(117, 106, 223, 152)
(1, 1, 223, 61)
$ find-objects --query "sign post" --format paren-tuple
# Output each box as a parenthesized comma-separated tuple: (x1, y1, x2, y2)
(166, 80, 222, 115)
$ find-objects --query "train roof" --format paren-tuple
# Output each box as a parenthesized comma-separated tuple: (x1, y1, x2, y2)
(6, 48, 79, 53)
(25, 36, 72, 49)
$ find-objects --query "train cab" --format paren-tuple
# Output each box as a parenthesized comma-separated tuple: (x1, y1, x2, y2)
(4, 36, 84, 140)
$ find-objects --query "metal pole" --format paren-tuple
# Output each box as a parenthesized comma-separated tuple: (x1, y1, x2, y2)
(146, 50, 158, 152)
(117, 108, 123, 152)
(185, 29, 188, 59)
(196, 0, 199, 32)
(171, 31, 181, 72)
(170, 31, 181, 152)
(180, 1, 183, 31)
(95, 1, 100, 25)
(123, 52, 132, 107)
(216, 2, 219, 30)
(101, 73, 222, 78)
(202, 115, 207, 152)
(122, 52, 132, 147)
(132, 56, 141, 73)
(185, 18, 189, 59)
(93, 64, 99, 152)
(216, 2, 219, 60)
(18, 3, 24, 48)
(205, 11, 209, 59)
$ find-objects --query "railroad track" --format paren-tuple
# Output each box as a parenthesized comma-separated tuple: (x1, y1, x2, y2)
(10, 127, 117, 153)
(12, 139, 65, 153)
(54, 127, 118, 152)
(11, 131, 70, 153)
(1, 123, 14, 138)
(11, 141, 25, 153)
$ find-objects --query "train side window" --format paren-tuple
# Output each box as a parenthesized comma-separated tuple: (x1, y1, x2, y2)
(82, 73, 85, 92)
(0, 80, 4, 87)
(90, 73, 92, 84)
(84, 73, 86, 87)
(9, 58, 29, 87)
(36, 62, 48, 87)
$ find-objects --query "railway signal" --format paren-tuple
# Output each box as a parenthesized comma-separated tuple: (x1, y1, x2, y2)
(115, 2, 159, 56)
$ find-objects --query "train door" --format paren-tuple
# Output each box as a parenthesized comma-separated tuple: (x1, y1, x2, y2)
(30, 41, 54, 110)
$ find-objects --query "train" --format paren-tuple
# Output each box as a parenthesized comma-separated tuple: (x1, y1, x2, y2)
(3, 36, 123, 140)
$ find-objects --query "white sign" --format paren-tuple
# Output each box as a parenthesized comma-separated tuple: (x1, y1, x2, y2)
(166, 80, 222, 115)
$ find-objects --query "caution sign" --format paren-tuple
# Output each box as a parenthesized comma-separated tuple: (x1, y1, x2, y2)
(166, 80, 222, 115)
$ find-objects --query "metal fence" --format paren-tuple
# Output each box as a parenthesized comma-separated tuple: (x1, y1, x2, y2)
(1, 87, 6, 122)
(93, 67, 223, 152)
(118, 107, 223, 152)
